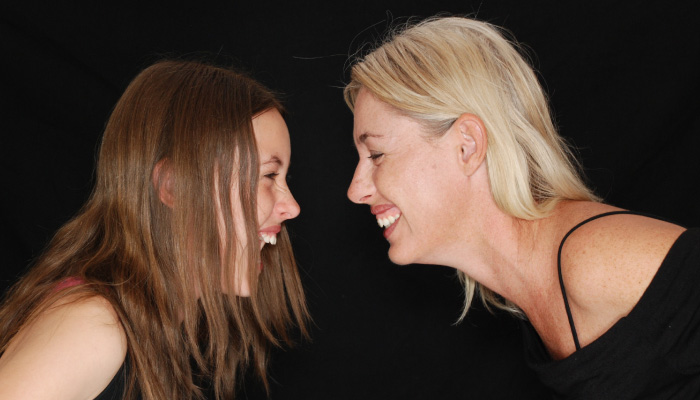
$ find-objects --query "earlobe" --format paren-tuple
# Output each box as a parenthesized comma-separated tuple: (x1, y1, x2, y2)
(455, 113, 487, 176)
(152, 159, 175, 208)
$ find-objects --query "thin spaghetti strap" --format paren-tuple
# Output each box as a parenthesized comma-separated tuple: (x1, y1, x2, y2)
(557, 210, 641, 351)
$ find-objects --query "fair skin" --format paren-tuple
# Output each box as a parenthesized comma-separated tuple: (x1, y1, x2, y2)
(348, 89, 685, 359)
(0, 296, 127, 400)
(0, 109, 300, 399)
(232, 108, 301, 295)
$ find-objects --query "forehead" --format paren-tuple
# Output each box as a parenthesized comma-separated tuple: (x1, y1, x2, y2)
(252, 109, 291, 159)
(352, 89, 425, 146)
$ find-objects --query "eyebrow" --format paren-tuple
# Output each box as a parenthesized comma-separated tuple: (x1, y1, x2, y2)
(357, 132, 383, 145)
(261, 155, 283, 166)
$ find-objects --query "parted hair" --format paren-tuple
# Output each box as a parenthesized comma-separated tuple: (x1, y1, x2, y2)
(0, 60, 308, 399)
(344, 16, 599, 317)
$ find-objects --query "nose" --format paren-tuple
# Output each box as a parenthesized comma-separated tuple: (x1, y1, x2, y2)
(276, 189, 301, 220)
(347, 161, 374, 204)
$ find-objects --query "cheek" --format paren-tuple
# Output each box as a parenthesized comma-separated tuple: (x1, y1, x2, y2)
(372, 161, 401, 193)
(399, 157, 453, 218)
(256, 186, 275, 223)
(376, 158, 426, 200)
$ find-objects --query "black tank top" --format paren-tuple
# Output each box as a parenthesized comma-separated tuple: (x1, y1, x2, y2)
(94, 356, 128, 400)
(522, 212, 700, 399)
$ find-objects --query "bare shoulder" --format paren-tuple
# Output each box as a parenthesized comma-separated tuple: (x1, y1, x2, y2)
(0, 294, 127, 400)
(560, 205, 685, 343)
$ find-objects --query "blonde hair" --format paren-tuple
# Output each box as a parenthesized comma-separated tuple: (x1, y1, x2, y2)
(344, 17, 598, 317)
(0, 60, 308, 399)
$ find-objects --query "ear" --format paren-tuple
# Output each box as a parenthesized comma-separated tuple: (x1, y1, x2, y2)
(152, 159, 175, 208)
(453, 113, 487, 176)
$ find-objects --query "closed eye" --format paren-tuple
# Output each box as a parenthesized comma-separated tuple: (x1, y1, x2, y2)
(368, 152, 383, 160)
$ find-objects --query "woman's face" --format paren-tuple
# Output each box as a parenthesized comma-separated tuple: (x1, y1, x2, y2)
(230, 108, 300, 296)
(347, 90, 468, 266)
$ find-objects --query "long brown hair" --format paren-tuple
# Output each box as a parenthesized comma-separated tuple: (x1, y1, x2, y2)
(0, 60, 309, 399)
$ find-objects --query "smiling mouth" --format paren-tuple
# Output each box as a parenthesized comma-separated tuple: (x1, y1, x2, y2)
(259, 233, 277, 245)
(376, 212, 401, 229)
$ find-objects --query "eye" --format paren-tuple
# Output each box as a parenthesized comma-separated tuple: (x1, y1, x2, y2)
(264, 172, 279, 180)
(368, 152, 384, 161)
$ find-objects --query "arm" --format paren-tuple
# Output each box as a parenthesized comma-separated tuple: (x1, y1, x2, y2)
(0, 295, 127, 400)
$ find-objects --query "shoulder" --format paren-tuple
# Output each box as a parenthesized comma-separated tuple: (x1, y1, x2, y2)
(0, 294, 127, 400)
(558, 205, 686, 342)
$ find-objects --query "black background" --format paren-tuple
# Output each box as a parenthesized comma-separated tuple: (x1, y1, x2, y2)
(1, 1, 699, 399)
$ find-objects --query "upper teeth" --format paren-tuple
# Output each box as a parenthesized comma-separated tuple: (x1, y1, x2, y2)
(260, 233, 277, 245)
(377, 215, 399, 228)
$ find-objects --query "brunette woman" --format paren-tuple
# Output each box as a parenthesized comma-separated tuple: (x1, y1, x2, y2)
(0, 60, 308, 399)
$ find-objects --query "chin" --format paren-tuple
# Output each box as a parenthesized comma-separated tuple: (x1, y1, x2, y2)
(389, 243, 440, 266)
(387, 246, 415, 266)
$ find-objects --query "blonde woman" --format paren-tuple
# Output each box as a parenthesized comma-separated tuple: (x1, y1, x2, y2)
(345, 17, 699, 398)
(0, 60, 308, 399)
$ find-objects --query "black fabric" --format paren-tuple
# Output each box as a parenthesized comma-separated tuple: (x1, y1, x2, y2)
(94, 357, 128, 400)
(522, 227, 700, 399)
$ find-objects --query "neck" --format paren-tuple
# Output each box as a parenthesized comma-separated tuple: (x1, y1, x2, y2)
(438, 195, 563, 314)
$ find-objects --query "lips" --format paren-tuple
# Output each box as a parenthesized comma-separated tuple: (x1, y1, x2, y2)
(371, 204, 398, 215)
